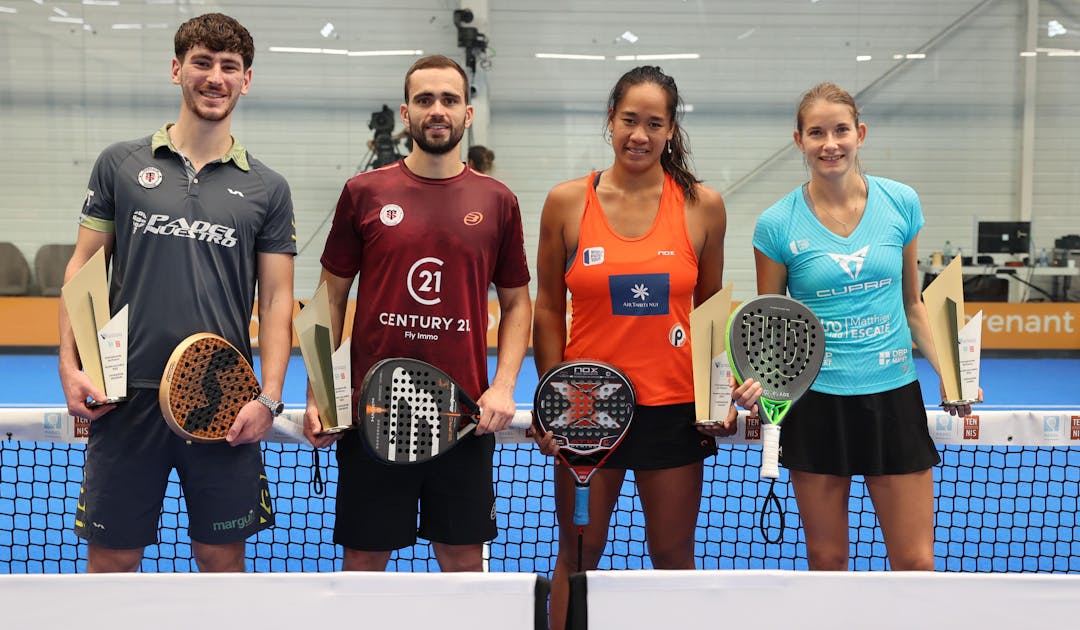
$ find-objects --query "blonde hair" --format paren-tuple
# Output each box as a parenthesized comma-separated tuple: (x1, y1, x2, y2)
(796, 82, 860, 133)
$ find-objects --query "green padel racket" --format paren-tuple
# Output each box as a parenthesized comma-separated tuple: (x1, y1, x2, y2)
(726, 295, 824, 479)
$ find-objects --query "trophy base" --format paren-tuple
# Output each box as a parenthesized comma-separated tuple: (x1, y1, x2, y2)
(320, 424, 354, 435)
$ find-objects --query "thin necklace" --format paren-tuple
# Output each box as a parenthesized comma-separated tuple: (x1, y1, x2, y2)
(818, 203, 862, 230)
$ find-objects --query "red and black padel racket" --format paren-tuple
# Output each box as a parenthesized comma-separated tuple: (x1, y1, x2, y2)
(534, 360, 635, 571)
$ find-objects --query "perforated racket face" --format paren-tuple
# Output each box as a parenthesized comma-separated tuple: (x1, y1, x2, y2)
(359, 358, 480, 464)
(534, 361, 635, 484)
(726, 295, 824, 425)
(159, 333, 260, 443)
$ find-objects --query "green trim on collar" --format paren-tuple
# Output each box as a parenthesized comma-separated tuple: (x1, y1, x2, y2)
(151, 123, 250, 171)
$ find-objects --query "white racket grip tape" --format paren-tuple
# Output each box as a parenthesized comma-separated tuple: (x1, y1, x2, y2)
(760, 423, 781, 479)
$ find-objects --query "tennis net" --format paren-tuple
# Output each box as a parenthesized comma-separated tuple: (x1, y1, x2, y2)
(2, 407, 1079, 573)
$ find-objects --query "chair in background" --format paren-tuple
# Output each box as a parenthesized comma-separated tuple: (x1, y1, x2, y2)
(0, 242, 33, 296)
(34, 243, 76, 297)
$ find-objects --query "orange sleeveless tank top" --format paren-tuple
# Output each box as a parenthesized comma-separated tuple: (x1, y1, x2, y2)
(564, 171, 699, 406)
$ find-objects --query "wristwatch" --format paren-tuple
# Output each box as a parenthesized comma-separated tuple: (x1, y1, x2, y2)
(256, 393, 285, 417)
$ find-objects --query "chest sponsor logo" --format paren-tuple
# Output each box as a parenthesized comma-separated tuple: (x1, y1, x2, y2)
(669, 323, 687, 348)
(407, 256, 444, 306)
(609, 273, 670, 316)
(131, 211, 238, 247)
(828, 245, 869, 280)
(227, 188, 245, 198)
(137, 166, 164, 189)
(463, 211, 483, 226)
(582, 247, 605, 266)
(380, 204, 405, 227)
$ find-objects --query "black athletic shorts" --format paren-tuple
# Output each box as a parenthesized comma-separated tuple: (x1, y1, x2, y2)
(602, 402, 717, 471)
(75, 389, 273, 549)
(333, 429, 498, 551)
(779, 380, 940, 476)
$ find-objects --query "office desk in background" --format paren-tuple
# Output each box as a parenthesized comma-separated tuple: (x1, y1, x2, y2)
(919, 263, 1077, 302)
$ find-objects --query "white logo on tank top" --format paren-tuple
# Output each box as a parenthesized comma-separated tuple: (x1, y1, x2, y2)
(582, 247, 605, 266)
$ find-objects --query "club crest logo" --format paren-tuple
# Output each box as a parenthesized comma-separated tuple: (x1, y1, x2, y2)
(137, 166, 163, 189)
(380, 204, 404, 226)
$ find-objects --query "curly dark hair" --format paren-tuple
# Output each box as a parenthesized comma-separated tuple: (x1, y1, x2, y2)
(174, 13, 255, 69)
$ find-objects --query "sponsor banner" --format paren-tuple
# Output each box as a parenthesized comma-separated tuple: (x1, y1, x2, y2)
(3, 298, 1077, 350)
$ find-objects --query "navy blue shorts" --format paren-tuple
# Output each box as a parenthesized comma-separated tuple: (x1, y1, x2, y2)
(602, 402, 717, 471)
(333, 430, 498, 551)
(75, 389, 273, 548)
(779, 380, 940, 476)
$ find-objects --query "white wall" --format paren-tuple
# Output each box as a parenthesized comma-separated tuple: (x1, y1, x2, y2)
(1, 0, 1077, 301)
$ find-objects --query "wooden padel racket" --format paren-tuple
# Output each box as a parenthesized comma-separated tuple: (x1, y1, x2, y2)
(358, 358, 481, 464)
(160, 333, 261, 443)
(533, 360, 635, 572)
(726, 295, 824, 541)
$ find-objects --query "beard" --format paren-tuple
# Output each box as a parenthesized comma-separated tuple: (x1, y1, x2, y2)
(181, 86, 239, 122)
(408, 117, 465, 155)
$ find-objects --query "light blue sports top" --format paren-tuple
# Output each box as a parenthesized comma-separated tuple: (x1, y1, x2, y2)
(753, 175, 923, 395)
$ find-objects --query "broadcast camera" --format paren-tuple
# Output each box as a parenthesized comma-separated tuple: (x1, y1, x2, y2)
(361, 105, 405, 172)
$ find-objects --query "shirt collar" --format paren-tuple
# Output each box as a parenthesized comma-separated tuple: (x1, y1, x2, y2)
(151, 123, 250, 171)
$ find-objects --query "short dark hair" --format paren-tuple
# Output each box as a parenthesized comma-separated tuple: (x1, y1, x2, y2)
(174, 13, 255, 70)
(467, 145, 494, 173)
(404, 55, 469, 103)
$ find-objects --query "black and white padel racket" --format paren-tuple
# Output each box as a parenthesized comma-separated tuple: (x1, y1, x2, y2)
(358, 358, 481, 464)
(726, 295, 824, 541)
(533, 360, 635, 571)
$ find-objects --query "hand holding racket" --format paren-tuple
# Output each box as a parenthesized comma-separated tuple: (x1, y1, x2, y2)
(357, 358, 483, 464)
(726, 295, 824, 478)
(159, 333, 263, 444)
(533, 360, 635, 571)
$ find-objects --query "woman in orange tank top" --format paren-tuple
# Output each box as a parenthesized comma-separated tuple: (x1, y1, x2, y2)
(533, 66, 742, 630)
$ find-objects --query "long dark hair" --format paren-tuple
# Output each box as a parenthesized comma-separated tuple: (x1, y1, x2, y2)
(606, 65, 700, 202)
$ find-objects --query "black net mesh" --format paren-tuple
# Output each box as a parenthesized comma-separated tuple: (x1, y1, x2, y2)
(2, 439, 1079, 573)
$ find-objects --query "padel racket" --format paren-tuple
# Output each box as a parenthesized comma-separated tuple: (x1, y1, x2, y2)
(726, 295, 824, 479)
(159, 333, 261, 443)
(358, 358, 481, 464)
(533, 360, 635, 571)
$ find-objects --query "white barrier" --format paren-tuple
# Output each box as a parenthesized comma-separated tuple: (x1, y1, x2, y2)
(3, 406, 1078, 447)
(573, 569, 1080, 630)
(0, 571, 547, 630)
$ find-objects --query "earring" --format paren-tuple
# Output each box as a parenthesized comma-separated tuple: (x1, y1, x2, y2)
(666, 141, 672, 155)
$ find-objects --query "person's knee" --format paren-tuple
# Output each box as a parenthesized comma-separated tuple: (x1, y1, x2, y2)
(805, 545, 850, 571)
(432, 544, 483, 572)
(192, 541, 246, 572)
(341, 548, 393, 571)
(86, 545, 144, 573)
(647, 540, 695, 570)
(888, 548, 935, 571)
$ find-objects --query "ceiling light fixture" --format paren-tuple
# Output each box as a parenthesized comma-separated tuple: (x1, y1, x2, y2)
(535, 53, 606, 60)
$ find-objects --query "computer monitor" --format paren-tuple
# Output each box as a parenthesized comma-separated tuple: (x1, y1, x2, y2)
(976, 221, 1031, 255)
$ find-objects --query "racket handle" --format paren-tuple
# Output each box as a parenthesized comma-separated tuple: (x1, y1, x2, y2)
(573, 485, 590, 527)
(760, 423, 781, 480)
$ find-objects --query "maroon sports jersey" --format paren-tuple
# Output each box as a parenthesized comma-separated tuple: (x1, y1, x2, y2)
(321, 161, 530, 399)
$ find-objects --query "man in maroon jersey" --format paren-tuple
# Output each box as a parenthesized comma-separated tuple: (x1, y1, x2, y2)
(304, 54, 532, 571)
